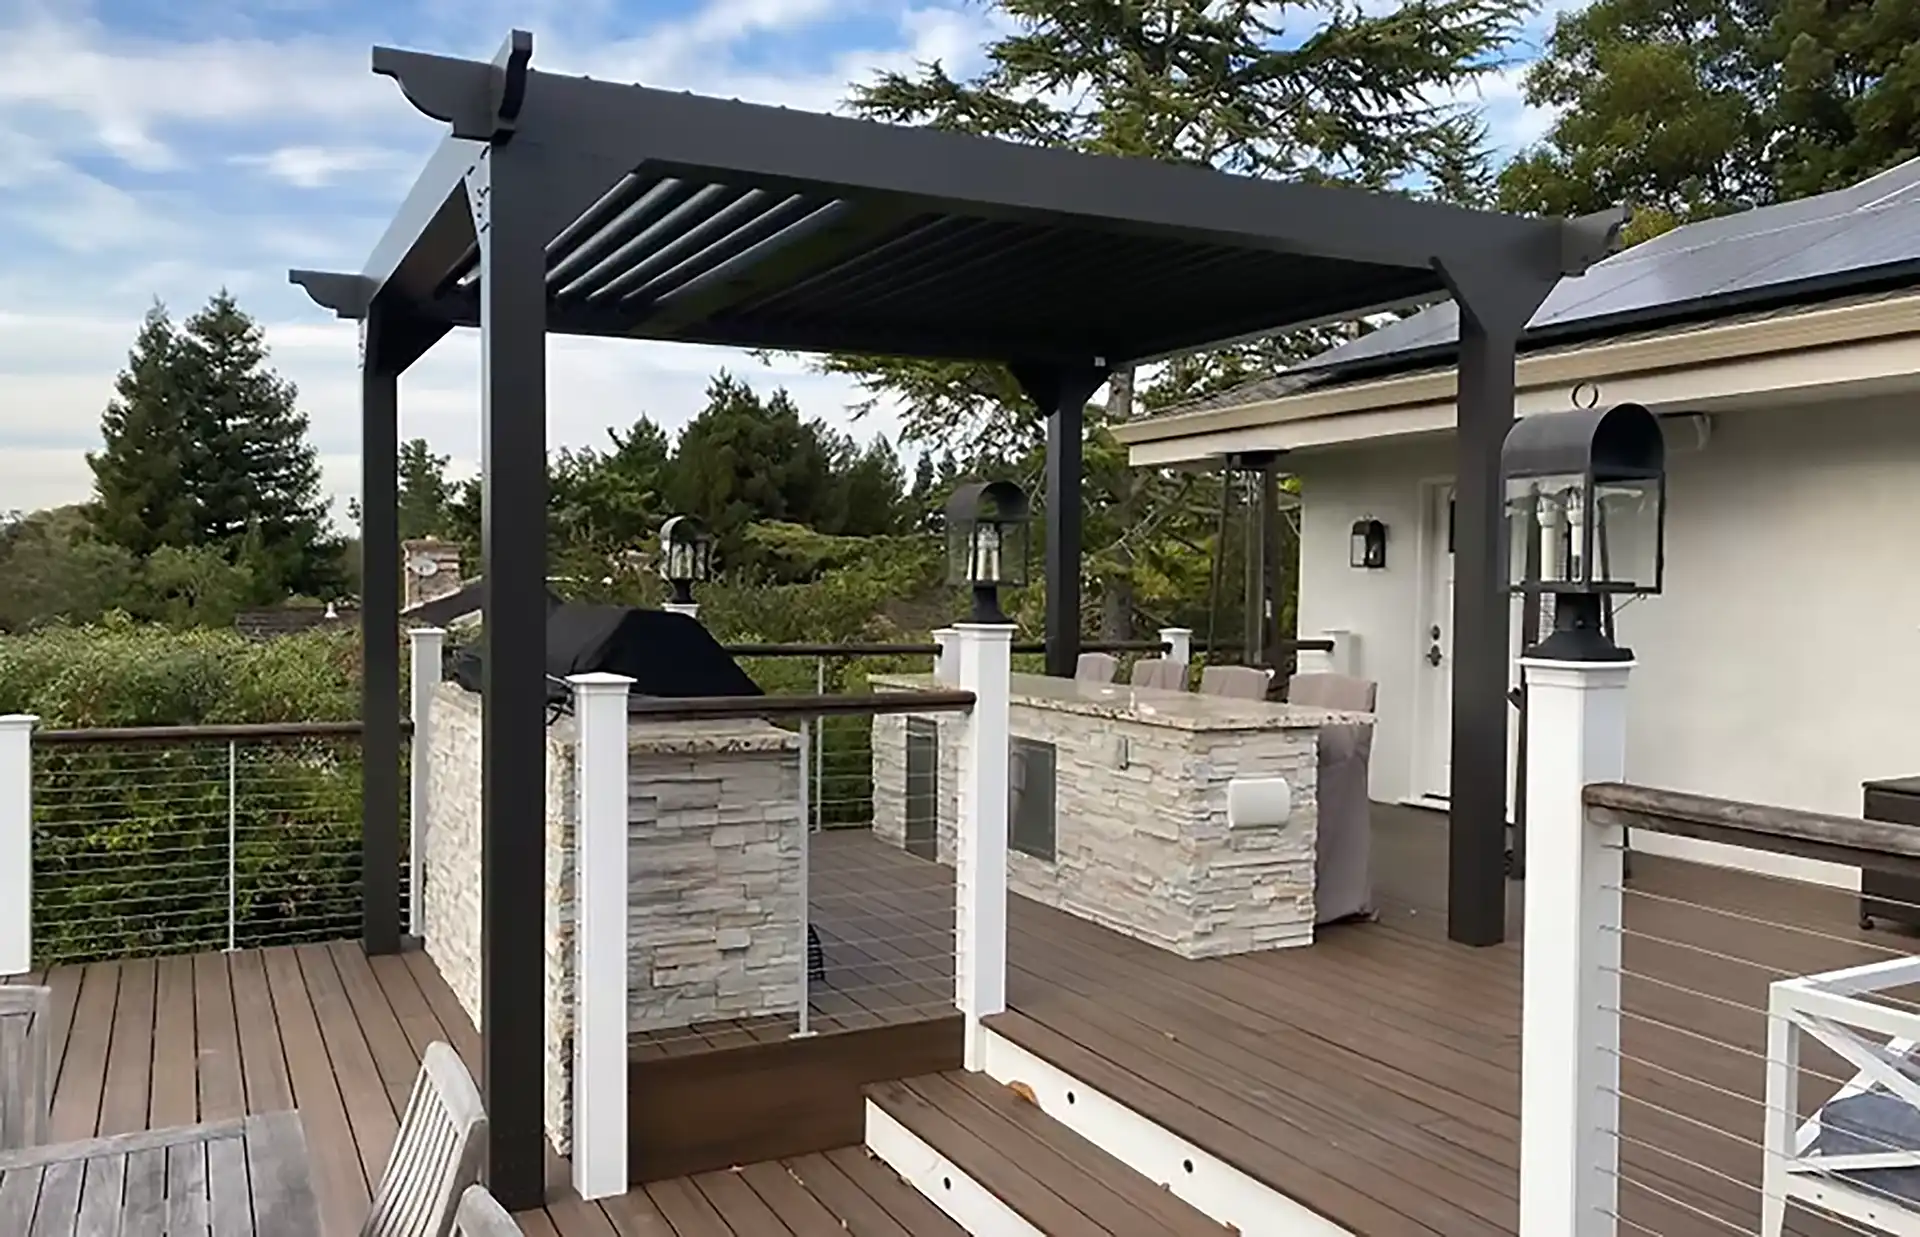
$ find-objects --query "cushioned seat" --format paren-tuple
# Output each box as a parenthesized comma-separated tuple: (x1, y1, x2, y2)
(1288, 672, 1379, 926)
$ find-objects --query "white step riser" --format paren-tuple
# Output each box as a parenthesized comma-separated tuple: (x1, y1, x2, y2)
(862, 1099, 1045, 1236)
(979, 1029, 1355, 1237)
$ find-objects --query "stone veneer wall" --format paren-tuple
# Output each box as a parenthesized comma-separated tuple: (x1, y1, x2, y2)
(421, 683, 802, 1156)
(871, 701, 1319, 958)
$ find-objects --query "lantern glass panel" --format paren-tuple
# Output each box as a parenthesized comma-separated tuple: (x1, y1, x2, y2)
(1591, 476, 1661, 592)
(1506, 473, 1588, 590)
(948, 516, 1029, 588)
(1350, 526, 1367, 568)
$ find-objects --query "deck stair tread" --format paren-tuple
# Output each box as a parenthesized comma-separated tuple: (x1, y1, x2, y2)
(865, 1070, 1235, 1236)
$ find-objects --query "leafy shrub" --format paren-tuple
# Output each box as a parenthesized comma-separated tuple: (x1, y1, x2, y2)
(0, 622, 365, 964)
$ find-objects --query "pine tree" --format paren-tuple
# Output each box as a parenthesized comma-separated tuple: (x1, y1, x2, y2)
(89, 292, 340, 603)
(88, 305, 197, 557)
(179, 292, 337, 598)
(397, 439, 455, 541)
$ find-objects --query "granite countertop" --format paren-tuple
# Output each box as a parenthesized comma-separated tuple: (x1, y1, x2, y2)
(871, 672, 1372, 733)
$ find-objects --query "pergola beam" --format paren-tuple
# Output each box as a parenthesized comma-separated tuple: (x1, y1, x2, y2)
(369, 40, 1574, 276)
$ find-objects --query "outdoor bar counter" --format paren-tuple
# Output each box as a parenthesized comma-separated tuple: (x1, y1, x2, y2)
(869, 671, 1370, 958)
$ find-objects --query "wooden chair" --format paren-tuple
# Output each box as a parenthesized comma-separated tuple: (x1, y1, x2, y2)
(0, 984, 52, 1152)
(362, 1041, 488, 1237)
(1074, 652, 1119, 684)
(1198, 665, 1271, 701)
(453, 1185, 520, 1236)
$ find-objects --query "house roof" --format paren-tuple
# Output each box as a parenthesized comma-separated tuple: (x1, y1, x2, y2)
(289, 30, 1617, 373)
(1155, 158, 1920, 419)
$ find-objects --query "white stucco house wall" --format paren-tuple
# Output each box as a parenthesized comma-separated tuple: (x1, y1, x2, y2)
(1116, 161, 1920, 889)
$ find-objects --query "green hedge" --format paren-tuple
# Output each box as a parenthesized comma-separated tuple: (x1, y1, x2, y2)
(0, 621, 367, 964)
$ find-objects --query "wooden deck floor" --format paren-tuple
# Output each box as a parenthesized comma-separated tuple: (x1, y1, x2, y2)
(2, 942, 964, 1236)
(10, 807, 1910, 1236)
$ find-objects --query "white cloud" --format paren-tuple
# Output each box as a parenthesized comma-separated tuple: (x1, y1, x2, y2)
(0, 0, 968, 519)
(232, 145, 417, 189)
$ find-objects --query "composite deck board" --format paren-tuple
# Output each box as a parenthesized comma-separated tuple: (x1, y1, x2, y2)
(8, 803, 1910, 1235)
(878, 1070, 1235, 1235)
(10, 940, 976, 1234)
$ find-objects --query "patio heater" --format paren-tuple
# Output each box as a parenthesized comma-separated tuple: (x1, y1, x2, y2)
(1500, 401, 1666, 663)
(946, 480, 1030, 625)
(659, 515, 714, 617)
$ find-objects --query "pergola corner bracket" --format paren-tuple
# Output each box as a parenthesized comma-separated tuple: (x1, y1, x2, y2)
(288, 270, 375, 320)
(373, 28, 531, 141)
(1562, 206, 1633, 277)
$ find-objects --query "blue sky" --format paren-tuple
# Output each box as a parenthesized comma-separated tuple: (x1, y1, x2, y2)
(0, 0, 1573, 521)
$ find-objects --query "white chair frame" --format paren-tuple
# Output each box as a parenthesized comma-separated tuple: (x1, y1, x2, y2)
(1764, 958, 1920, 1237)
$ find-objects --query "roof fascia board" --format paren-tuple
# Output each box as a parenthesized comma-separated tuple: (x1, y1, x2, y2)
(1125, 328, 1920, 466)
(1116, 292, 1920, 446)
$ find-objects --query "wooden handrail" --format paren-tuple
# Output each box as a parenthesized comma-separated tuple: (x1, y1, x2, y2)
(35, 720, 414, 746)
(1585, 781, 1920, 878)
(622, 689, 976, 723)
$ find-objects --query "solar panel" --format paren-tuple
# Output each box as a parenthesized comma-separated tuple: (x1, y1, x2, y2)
(1292, 156, 1920, 375)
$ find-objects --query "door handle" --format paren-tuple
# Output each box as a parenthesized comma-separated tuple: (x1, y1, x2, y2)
(1426, 645, 1443, 667)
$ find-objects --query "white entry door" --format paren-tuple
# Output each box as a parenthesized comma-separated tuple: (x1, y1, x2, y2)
(1416, 485, 1455, 802)
(1415, 482, 1524, 813)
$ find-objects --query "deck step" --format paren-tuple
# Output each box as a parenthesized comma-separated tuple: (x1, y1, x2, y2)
(863, 1071, 1235, 1237)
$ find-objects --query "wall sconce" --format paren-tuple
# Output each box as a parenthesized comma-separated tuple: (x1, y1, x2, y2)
(1349, 517, 1387, 570)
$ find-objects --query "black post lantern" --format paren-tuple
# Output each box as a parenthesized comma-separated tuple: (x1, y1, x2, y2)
(946, 480, 1030, 624)
(1349, 517, 1388, 570)
(1500, 401, 1666, 661)
(658, 514, 715, 606)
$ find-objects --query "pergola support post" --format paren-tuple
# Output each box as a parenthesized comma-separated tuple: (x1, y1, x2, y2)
(361, 307, 403, 958)
(472, 140, 551, 1212)
(1012, 362, 1110, 678)
(1438, 261, 1560, 947)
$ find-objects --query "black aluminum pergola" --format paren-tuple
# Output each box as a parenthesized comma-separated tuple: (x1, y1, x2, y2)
(292, 29, 1624, 1208)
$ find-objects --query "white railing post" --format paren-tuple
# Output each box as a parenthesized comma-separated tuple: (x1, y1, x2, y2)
(953, 622, 1012, 1070)
(408, 626, 445, 939)
(1519, 656, 1632, 1237)
(568, 671, 633, 1202)
(1158, 626, 1192, 668)
(0, 715, 35, 976)
(932, 627, 959, 685)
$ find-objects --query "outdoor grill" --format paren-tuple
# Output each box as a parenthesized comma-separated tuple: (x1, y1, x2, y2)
(449, 603, 763, 708)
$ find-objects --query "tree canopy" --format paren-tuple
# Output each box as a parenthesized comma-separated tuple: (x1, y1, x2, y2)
(87, 292, 340, 601)
(1497, 0, 1920, 242)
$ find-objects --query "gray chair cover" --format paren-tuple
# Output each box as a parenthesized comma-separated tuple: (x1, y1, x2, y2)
(1130, 658, 1188, 691)
(1288, 672, 1379, 925)
(1199, 665, 1271, 701)
(1075, 652, 1119, 684)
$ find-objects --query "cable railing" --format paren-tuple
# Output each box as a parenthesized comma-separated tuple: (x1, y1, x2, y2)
(1555, 781, 1920, 1237)
(25, 721, 397, 966)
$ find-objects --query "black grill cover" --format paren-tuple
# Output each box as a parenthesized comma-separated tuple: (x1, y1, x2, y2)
(449, 604, 762, 705)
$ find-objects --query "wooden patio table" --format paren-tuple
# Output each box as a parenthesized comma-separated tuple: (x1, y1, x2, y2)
(0, 1110, 321, 1235)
